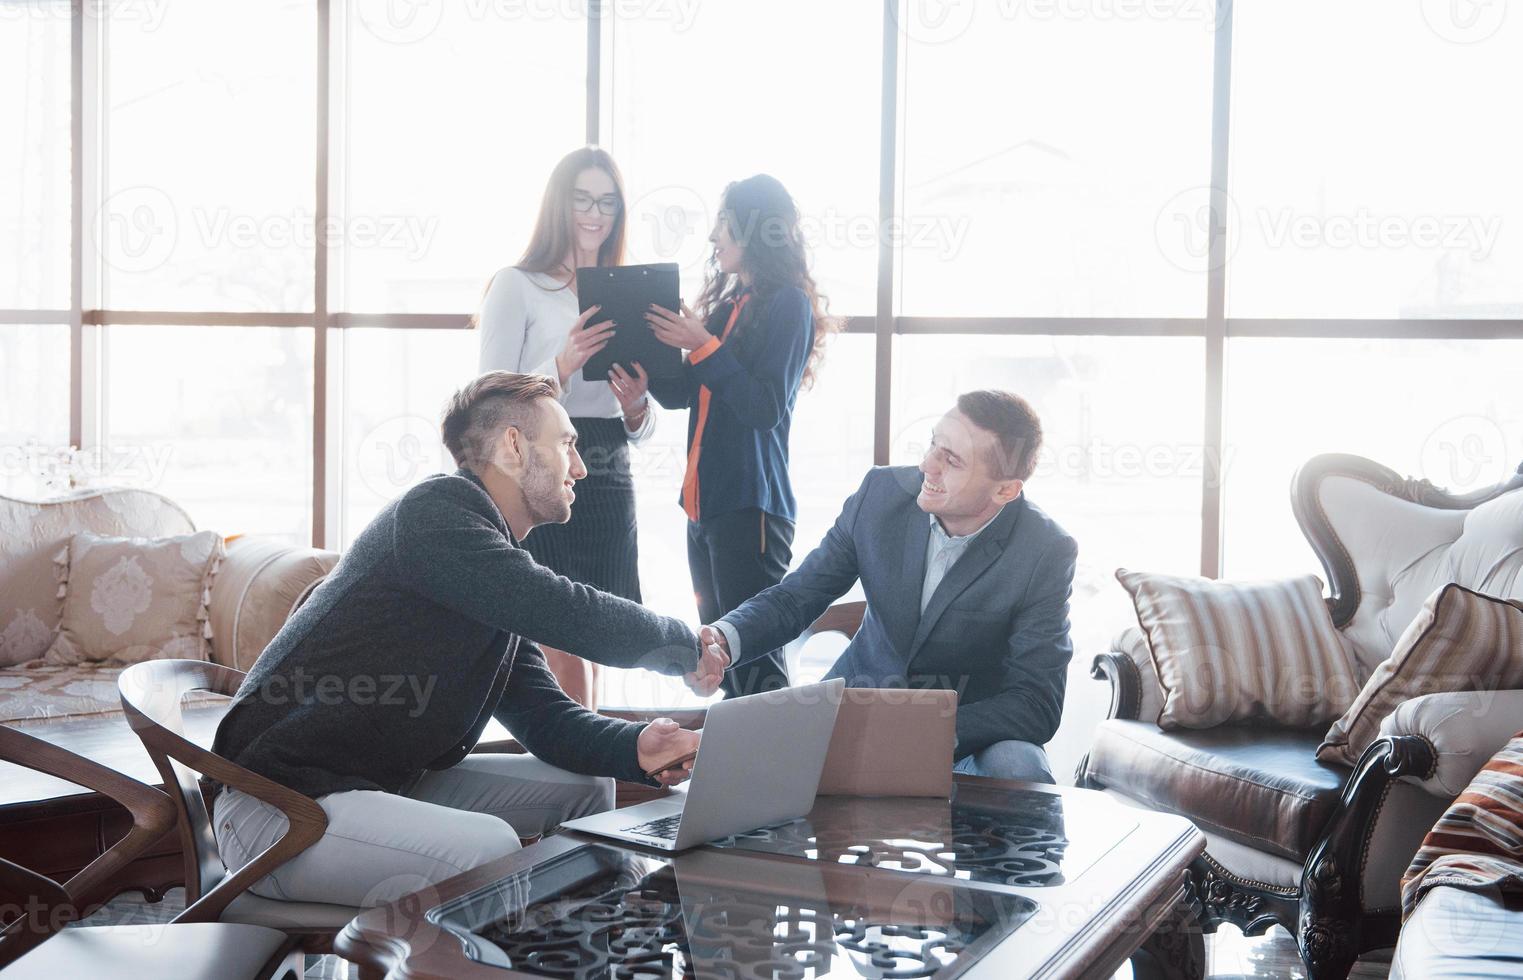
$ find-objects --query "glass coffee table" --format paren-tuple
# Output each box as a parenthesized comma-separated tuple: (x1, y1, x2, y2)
(336, 777, 1204, 979)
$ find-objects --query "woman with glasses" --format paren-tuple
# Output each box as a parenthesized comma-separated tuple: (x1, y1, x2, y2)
(475, 146, 652, 710)
(646, 174, 839, 698)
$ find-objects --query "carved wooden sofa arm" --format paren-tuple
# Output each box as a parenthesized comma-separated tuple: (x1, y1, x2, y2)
(1090, 626, 1162, 723)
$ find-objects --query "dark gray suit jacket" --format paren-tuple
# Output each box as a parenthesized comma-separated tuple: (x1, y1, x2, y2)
(722, 466, 1077, 757)
(213, 469, 700, 799)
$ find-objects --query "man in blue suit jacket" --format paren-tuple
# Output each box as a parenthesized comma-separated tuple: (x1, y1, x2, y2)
(689, 390, 1077, 783)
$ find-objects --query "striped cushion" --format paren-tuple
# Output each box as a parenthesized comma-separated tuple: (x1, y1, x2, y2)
(1318, 584, 1523, 767)
(1401, 732, 1523, 919)
(1117, 570, 1360, 730)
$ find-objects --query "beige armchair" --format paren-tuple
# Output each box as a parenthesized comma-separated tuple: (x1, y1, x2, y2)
(1080, 453, 1523, 979)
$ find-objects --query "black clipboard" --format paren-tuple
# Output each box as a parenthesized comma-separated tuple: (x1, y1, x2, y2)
(578, 263, 683, 382)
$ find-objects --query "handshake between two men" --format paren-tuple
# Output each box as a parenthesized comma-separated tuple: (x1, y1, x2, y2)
(684, 626, 732, 697)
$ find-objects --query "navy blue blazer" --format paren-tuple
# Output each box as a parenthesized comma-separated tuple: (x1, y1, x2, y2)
(721, 466, 1078, 757)
(647, 285, 814, 523)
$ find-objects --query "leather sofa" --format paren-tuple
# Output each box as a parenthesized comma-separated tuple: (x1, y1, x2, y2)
(1080, 453, 1523, 979)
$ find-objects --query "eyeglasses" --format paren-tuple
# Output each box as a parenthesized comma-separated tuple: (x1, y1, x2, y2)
(571, 191, 622, 217)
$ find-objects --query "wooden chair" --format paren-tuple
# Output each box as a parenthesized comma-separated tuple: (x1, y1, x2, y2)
(115, 660, 361, 952)
(0, 725, 299, 978)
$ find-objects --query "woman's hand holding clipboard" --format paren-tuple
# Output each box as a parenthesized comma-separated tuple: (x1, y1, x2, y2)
(646, 302, 712, 352)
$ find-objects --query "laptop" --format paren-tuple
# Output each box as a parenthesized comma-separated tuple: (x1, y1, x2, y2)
(560, 678, 844, 851)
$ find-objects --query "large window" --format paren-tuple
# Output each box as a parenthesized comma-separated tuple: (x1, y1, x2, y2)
(102, 326, 314, 542)
(1228, 1, 1523, 317)
(608, 0, 882, 314)
(100, 2, 316, 312)
(0, 325, 70, 497)
(335, 1, 585, 312)
(898, 3, 1215, 317)
(339, 327, 476, 543)
(0, 4, 69, 309)
(1223, 338, 1523, 578)
(6, 1, 1522, 733)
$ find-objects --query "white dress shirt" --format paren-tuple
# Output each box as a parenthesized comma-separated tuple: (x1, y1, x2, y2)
(477, 267, 655, 441)
(920, 510, 1000, 612)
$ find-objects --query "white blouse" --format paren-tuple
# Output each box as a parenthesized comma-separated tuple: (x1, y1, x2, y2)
(477, 267, 656, 442)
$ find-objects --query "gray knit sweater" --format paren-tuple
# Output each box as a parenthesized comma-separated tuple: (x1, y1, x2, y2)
(211, 468, 699, 798)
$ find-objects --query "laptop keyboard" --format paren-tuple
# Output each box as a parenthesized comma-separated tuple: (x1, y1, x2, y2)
(621, 814, 683, 839)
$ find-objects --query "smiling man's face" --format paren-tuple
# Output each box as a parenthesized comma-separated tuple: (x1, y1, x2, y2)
(916, 408, 1022, 525)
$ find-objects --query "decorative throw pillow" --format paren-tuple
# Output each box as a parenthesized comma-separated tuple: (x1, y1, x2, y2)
(1318, 583, 1523, 766)
(1401, 730, 1523, 919)
(1116, 569, 1361, 730)
(44, 531, 224, 666)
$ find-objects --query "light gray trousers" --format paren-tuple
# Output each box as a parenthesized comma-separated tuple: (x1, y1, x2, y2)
(215, 753, 614, 908)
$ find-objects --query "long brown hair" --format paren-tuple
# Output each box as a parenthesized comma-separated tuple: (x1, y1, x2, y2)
(472, 148, 628, 326)
(518, 146, 627, 279)
(694, 174, 839, 389)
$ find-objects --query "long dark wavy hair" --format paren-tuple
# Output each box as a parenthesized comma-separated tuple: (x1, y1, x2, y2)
(694, 175, 839, 388)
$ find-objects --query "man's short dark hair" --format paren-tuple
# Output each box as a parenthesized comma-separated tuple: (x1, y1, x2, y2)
(441, 372, 560, 469)
(956, 390, 1043, 481)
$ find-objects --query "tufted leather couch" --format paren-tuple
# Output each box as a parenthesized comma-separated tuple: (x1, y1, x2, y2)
(1080, 454, 1523, 979)
(0, 488, 337, 723)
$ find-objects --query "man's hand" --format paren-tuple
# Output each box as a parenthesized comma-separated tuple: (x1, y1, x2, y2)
(684, 625, 731, 697)
(637, 717, 701, 787)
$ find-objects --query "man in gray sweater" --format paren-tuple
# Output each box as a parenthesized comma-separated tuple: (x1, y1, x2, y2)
(212, 372, 702, 908)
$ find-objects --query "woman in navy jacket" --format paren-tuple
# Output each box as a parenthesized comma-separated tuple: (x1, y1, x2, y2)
(643, 174, 837, 697)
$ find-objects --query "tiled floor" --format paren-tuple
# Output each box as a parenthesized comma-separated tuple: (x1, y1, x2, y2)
(77, 886, 1391, 979)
